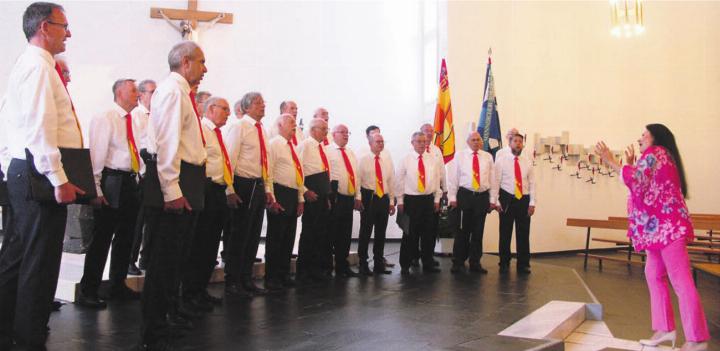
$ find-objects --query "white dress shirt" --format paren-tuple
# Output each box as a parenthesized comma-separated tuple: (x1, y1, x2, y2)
(307, 130, 333, 146)
(222, 115, 271, 194)
(89, 102, 145, 196)
(267, 116, 305, 146)
(327, 142, 361, 199)
(491, 152, 536, 206)
(0, 96, 9, 180)
(267, 135, 305, 203)
(201, 118, 231, 187)
(495, 145, 511, 162)
(446, 148, 494, 202)
(147, 72, 207, 202)
(395, 151, 443, 205)
(297, 137, 330, 177)
(426, 144, 447, 191)
(0, 45, 83, 186)
(130, 103, 150, 151)
(357, 151, 395, 201)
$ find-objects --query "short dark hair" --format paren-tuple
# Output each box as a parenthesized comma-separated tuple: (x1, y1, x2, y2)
(365, 125, 380, 136)
(112, 79, 135, 99)
(23, 2, 63, 40)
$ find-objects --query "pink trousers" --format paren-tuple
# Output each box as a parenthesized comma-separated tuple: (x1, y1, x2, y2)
(645, 238, 710, 342)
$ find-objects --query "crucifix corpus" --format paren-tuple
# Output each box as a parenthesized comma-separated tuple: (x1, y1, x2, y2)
(151, 0, 234, 41)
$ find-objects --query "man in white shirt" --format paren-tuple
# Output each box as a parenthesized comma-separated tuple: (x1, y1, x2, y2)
(296, 118, 332, 281)
(129, 79, 156, 276)
(222, 92, 273, 297)
(491, 133, 536, 275)
(217, 99, 244, 267)
(357, 133, 396, 275)
(365, 125, 397, 269)
(77, 79, 143, 309)
(0, 3, 85, 349)
(181, 96, 231, 310)
(420, 123, 447, 266)
(264, 114, 305, 291)
(268, 100, 305, 145)
(195, 90, 211, 115)
(493, 127, 518, 161)
(327, 124, 362, 278)
(447, 132, 494, 274)
(310, 107, 333, 146)
(140, 40, 208, 350)
(396, 132, 443, 274)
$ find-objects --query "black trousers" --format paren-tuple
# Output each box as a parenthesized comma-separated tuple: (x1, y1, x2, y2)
(225, 177, 266, 284)
(264, 183, 298, 284)
(141, 206, 198, 344)
(498, 190, 531, 268)
(399, 194, 435, 268)
(452, 188, 489, 267)
(130, 179, 152, 268)
(182, 180, 227, 296)
(329, 191, 356, 272)
(0, 159, 67, 347)
(297, 193, 329, 278)
(357, 188, 389, 267)
(80, 169, 139, 295)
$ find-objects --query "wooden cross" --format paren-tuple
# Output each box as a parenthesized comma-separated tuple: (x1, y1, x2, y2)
(151, 0, 233, 40)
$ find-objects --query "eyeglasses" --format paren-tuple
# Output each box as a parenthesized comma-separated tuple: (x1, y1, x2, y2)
(46, 20, 69, 31)
(210, 105, 230, 113)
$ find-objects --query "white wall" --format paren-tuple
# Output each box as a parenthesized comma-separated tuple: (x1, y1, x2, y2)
(448, 1, 720, 252)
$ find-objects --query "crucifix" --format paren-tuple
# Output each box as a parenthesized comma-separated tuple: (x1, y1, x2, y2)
(150, 0, 234, 41)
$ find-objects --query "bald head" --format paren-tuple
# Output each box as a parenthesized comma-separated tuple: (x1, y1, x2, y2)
(332, 124, 349, 147)
(204, 97, 230, 128)
(313, 107, 329, 122)
(369, 133, 384, 155)
(308, 117, 328, 142)
(420, 123, 434, 146)
(467, 131, 483, 152)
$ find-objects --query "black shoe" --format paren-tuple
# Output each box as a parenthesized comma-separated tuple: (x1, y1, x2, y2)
(499, 264, 509, 274)
(358, 265, 373, 276)
(242, 281, 268, 295)
(400, 267, 410, 275)
(225, 283, 253, 298)
(75, 291, 107, 309)
(469, 265, 488, 274)
(433, 259, 440, 267)
(254, 257, 262, 263)
(373, 263, 392, 275)
(51, 299, 65, 311)
(383, 258, 396, 268)
(105, 284, 141, 301)
(450, 264, 465, 274)
(336, 268, 360, 278)
(517, 267, 531, 275)
(176, 304, 202, 319)
(309, 271, 331, 282)
(423, 266, 441, 273)
(142, 339, 178, 351)
(128, 263, 143, 276)
(265, 280, 285, 293)
(167, 314, 194, 330)
(184, 295, 213, 313)
(138, 260, 148, 271)
(410, 259, 420, 268)
(199, 291, 223, 305)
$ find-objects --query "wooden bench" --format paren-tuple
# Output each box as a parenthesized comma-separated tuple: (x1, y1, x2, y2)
(566, 218, 628, 269)
(579, 253, 645, 270)
(692, 262, 720, 283)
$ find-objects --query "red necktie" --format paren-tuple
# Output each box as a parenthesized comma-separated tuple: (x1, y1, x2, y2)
(214, 127, 234, 186)
(339, 147, 356, 195)
(472, 151, 480, 190)
(54, 63, 83, 147)
(288, 140, 304, 187)
(514, 156, 523, 199)
(189, 92, 206, 147)
(318, 144, 330, 173)
(291, 134, 298, 146)
(323, 138, 329, 146)
(417, 155, 426, 192)
(255, 122, 269, 182)
(125, 113, 140, 173)
(374, 155, 384, 197)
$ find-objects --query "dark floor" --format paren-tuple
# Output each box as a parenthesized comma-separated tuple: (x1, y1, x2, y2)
(41, 245, 719, 351)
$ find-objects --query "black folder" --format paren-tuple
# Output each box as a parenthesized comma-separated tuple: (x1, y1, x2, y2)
(304, 172, 330, 196)
(143, 159, 206, 211)
(25, 148, 96, 204)
(0, 166, 7, 206)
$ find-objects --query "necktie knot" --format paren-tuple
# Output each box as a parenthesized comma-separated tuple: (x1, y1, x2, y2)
(515, 156, 519, 161)
(255, 122, 261, 128)
(375, 155, 380, 160)
(473, 151, 478, 155)
(215, 127, 220, 132)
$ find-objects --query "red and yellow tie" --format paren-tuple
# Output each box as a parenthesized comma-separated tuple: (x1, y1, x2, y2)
(125, 113, 140, 173)
(318, 144, 330, 173)
(255, 122, 269, 183)
(374, 155, 384, 197)
(214, 127, 234, 186)
(189, 91, 206, 147)
(288, 141, 304, 187)
(339, 147, 356, 195)
(54, 62, 83, 147)
(514, 156, 523, 199)
(472, 151, 480, 190)
(417, 155, 426, 192)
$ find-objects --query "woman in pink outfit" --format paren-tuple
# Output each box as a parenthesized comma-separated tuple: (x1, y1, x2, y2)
(596, 124, 710, 351)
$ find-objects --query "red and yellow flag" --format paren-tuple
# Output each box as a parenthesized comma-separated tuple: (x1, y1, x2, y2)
(433, 58, 455, 164)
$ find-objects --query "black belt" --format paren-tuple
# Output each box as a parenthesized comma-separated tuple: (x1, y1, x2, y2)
(103, 167, 137, 178)
(207, 178, 227, 190)
(404, 194, 433, 200)
(360, 188, 387, 199)
(459, 187, 488, 196)
(235, 176, 263, 183)
(336, 193, 355, 200)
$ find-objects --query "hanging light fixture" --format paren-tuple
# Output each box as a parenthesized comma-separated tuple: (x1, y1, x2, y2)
(610, 0, 644, 37)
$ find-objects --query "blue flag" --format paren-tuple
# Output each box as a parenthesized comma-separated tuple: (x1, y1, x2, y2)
(477, 54, 502, 159)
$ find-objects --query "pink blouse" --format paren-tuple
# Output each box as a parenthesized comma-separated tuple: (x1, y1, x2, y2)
(622, 145, 693, 251)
